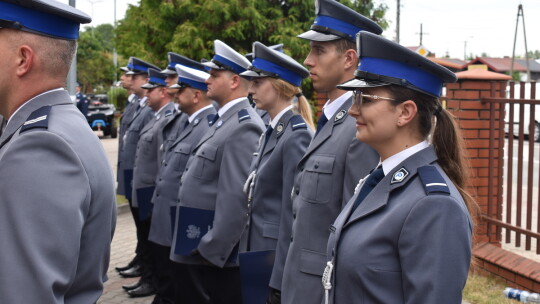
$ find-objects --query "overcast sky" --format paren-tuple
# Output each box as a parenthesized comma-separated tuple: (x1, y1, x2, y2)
(63, 0, 540, 60)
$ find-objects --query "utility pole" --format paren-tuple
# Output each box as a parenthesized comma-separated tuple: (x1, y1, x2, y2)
(510, 4, 530, 81)
(67, 0, 77, 95)
(415, 23, 428, 46)
(396, 0, 400, 43)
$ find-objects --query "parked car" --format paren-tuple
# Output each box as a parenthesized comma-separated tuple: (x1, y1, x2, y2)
(86, 95, 118, 138)
(505, 82, 540, 142)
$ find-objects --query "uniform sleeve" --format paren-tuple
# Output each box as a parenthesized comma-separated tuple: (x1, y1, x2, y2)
(269, 129, 311, 290)
(342, 138, 379, 208)
(0, 131, 90, 303)
(399, 195, 472, 304)
(198, 122, 262, 267)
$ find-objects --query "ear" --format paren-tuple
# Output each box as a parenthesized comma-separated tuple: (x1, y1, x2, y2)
(192, 90, 201, 104)
(397, 100, 418, 126)
(16, 45, 34, 77)
(230, 74, 241, 90)
(342, 49, 357, 70)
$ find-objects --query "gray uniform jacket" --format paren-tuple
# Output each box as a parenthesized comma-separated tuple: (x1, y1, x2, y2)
(118, 103, 154, 201)
(132, 102, 175, 208)
(149, 106, 216, 247)
(239, 110, 312, 290)
(0, 90, 116, 303)
(117, 96, 138, 195)
(172, 98, 265, 267)
(281, 97, 379, 304)
(326, 146, 472, 304)
(157, 110, 187, 167)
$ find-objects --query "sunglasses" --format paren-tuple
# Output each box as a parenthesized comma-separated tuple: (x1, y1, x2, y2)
(352, 91, 396, 107)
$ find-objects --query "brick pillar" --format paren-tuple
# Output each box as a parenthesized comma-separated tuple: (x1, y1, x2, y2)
(445, 70, 511, 246)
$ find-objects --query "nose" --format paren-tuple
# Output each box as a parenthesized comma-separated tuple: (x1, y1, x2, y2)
(348, 102, 361, 118)
(248, 83, 255, 95)
(304, 51, 315, 68)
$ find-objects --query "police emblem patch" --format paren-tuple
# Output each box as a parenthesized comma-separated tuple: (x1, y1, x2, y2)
(276, 123, 284, 134)
(217, 120, 223, 128)
(391, 168, 409, 184)
(186, 225, 201, 239)
(194, 118, 200, 125)
(335, 110, 346, 122)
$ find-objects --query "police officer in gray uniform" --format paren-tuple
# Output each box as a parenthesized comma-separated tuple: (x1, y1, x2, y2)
(281, 1, 381, 303)
(158, 53, 209, 159)
(238, 42, 314, 303)
(118, 58, 158, 280)
(150, 65, 216, 303)
(115, 57, 143, 273)
(0, 1, 116, 302)
(171, 39, 265, 303)
(128, 68, 175, 299)
(324, 31, 473, 304)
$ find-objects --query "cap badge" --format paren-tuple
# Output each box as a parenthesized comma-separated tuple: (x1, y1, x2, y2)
(391, 167, 409, 184)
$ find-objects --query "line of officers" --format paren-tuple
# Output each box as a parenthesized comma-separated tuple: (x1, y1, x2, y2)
(112, 0, 473, 303)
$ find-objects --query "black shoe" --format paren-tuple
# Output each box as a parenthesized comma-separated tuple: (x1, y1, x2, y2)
(119, 265, 142, 278)
(122, 280, 142, 291)
(116, 256, 139, 272)
(127, 281, 156, 298)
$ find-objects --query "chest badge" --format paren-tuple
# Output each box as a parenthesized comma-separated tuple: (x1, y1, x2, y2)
(391, 167, 409, 184)
(334, 110, 346, 122)
(276, 123, 284, 134)
(216, 120, 223, 128)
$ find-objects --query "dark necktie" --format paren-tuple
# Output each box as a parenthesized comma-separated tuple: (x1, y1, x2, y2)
(352, 167, 384, 211)
(315, 113, 328, 136)
(263, 126, 273, 147)
(183, 119, 190, 129)
(210, 113, 220, 125)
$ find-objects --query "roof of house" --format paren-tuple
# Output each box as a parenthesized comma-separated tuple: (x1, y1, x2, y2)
(428, 57, 468, 70)
(467, 57, 540, 73)
(456, 69, 512, 80)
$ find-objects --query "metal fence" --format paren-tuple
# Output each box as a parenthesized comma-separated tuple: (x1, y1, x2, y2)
(482, 81, 540, 255)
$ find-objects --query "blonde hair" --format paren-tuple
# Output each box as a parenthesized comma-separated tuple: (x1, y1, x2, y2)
(268, 78, 315, 131)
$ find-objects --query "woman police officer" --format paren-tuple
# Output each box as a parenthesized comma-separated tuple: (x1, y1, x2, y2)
(323, 32, 477, 304)
(238, 41, 314, 303)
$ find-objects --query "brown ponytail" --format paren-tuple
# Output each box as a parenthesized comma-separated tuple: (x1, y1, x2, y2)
(387, 85, 479, 220)
(268, 78, 315, 131)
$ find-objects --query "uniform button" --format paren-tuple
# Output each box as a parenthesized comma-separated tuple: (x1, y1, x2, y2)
(290, 237, 293, 242)
(293, 213, 296, 219)
(185, 168, 188, 171)
(156, 194, 160, 197)
(247, 204, 251, 208)
(295, 189, 299, 195)
(159, 178, 162, 181)
(314, 164, 319, 169)
(202, 151, 205, 155)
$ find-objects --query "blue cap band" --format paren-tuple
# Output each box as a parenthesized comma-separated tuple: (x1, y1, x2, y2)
(167, 62, 178, 71)
(313, 15, 363, 41)
(149, 75, 167, 86)
(127, 62, 135, 70)
(0, 2, 80, 39)
(179, 78, 208, 91)
(132, 64, 150, 73)
(213, 54, 246, 74)
(252, 58, 304, 87)
(359, 57, 443, 97)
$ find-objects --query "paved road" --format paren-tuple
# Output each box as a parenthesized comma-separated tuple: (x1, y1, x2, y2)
(98, 137, 153, 303)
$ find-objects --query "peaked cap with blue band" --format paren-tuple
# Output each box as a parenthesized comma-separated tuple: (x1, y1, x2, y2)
(245, 44, 284, 62)
(202, 40, 251, 75)
(298, 0, 382, 42)
(240, 42, 309, 87)
(161, 52, 207, 75)
(141, 68, 167, 89)
(338, 32, 457, 97)
(126, 57, 160, 75)
(0, 0, 91, 40)
(119, 57, 134, 72)
(171, 65, 210, 91)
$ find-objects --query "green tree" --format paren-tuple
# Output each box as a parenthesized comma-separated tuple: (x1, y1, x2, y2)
(77, 24, 119, 93)
(115, 0, 388, 100)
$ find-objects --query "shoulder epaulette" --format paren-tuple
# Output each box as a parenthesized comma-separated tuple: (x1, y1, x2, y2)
(290, 114, 307, 130)
(238, 109, 251, 122)
(165, 110, 173, 117)
(417, 165, 450, 195)
(20, 106, 52, 133)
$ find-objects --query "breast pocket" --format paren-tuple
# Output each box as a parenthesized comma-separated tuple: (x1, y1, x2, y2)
(192, 143, 218, 181)
(170, 142, 192, 172)
(300, 155, 335, 204)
